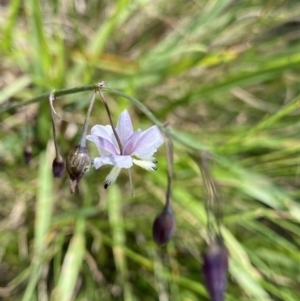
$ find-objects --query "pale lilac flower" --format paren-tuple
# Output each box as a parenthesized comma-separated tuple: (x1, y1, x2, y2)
(87, 109, 164, 188)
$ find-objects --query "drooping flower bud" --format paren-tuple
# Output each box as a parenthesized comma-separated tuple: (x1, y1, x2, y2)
(52, 155, 65, 178)
(23, 146, 32, 165)
(66, 145, 91, 193)
(152, 204, 175, 247)
(202, 236, 228, 301)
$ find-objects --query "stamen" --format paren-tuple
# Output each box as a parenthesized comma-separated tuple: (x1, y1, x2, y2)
(104, 166, 121, 188)
(132, 159, 157, 171)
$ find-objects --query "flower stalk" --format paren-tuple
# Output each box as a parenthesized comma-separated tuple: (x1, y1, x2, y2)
(200, 152, 228, 301)
(66, 91, 96, 193)
(23, 109, 32, 165)
(200, 151, 222, 240)
(49, 92, 65, 177)
(97, 82, 123, 155)
(152, 127, 175, 246)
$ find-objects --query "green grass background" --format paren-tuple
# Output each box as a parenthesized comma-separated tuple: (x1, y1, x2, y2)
(1, 0, 300, 300)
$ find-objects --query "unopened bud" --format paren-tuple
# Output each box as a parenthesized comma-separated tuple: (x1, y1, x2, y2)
(52, 156, 65, 178)
(152, 205, 175, 246)
(66, 145, 91, 193)
(202, 236, 228, 301)
(23, 146, 32, 165)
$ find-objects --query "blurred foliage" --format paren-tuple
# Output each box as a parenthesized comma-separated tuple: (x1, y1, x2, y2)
(1, 0, 300, 300)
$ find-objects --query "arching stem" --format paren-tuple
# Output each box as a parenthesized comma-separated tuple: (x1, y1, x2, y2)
(97, 82, 123, 155)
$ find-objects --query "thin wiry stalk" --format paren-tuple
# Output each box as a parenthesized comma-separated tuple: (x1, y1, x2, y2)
(164, 127, 174, 207)
(49, 91, 60, 120)
(1, 84, 97, 113)
(200, 151, 222, 241)
(51, 111, 61, 160)
(97, 82, 123, 155)
(79, 90, 96, 147)
(0, 82, 209, 154)
(49, 93, 61, 160)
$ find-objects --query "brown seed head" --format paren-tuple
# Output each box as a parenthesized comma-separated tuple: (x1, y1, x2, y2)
(66, 145, 91, 193)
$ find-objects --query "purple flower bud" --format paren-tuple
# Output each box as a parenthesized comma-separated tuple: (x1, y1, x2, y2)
(66, 145, 91, 193)
(152, 205, 175, 247)
(23, 146, 32, 165)
(52, 156, 65, 178)
(202, 237, 228, 301)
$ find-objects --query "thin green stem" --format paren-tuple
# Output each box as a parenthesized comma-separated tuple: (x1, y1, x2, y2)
(1, 84, 97, 113)
(51, 112, 61, 160)
(165, 129, 173, 208)
(97, 83, 123, 155)
(165, 173, 172, 208)
(200, 151, 222, 240)
(49, 93, 61, 160)
(0, 82, 208, 154)
(79, 90, 96, 147)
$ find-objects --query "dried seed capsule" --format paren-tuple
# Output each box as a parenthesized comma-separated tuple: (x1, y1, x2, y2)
(23, 146, 32, 165)
(202, 237, 228, 301)
(152, 205, 175, 247)
(52, 156, 65, 178)
(66, 145, 91, 193)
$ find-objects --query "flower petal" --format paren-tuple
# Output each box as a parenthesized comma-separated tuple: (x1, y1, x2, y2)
(116, 110, 134, 146)
(122, 130, 142, 155)
(132, 126, 164, 158)
(133, 158, 157, 171)
(91, 124, 112, 139)
(93, 157, 107, 169)
(90, 125, 120, 153)
(87, 135, 118, 155)
(92, 155, 133, 169)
